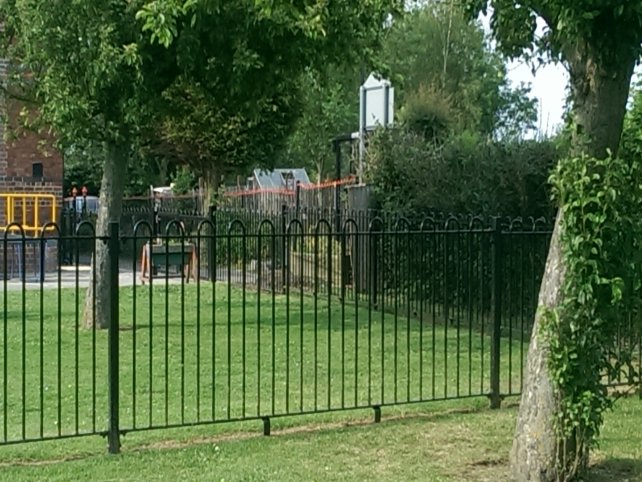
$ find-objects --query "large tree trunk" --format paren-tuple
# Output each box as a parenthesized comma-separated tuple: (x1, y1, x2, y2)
(568, 47, 637, 158)
(202, 166, 221, 213)
(509, 211, 565, 481)
(83, 141, 129, 329)
(509, 48, 636, 481)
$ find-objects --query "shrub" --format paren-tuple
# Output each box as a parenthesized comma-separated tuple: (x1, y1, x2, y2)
(366, 128, 558, 219)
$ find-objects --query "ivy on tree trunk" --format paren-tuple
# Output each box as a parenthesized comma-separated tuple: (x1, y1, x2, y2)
(509, 52, 638, 481)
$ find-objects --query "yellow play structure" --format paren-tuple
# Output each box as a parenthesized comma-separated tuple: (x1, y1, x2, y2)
(0, 193, 58, 235)
(0, 193, 59, 281)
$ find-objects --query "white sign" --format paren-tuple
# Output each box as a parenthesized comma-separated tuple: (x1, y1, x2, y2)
(357, 73, 394, 184)
(360, 73, 395, 131)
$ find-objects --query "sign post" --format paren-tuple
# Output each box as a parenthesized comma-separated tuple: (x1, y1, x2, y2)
(358, 73, 394, 184)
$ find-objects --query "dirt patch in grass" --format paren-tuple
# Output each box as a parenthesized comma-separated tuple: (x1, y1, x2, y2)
(0, 405, 491, 470)
(0, 454, 89, 468)
(588, 456, 642, 482)
(0, 399, 639, 482)
(132, 405, 486, 453)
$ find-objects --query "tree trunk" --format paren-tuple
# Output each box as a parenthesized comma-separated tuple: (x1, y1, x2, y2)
(202, 167, 221, 213)
(510, 210, 565, 481)
(83, 141, 129, 329)
(568, 48, 637, 159)
(509, 49, 636, 481)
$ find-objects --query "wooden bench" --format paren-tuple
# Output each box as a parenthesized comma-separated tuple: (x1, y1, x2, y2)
(140, 242, 198, 284)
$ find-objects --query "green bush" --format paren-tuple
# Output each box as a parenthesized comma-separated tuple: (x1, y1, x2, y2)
(366, 128, 558, 219)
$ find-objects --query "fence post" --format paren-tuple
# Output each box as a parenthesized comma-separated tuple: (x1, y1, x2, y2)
(281, 203, 287, 292)
(370, 229, 378, 309)
(333, 184, 341, 238)
(209, 205, 216, 282)
(152, 197, 159, 240)
(295, 181, 301, 217)
(340, 228, 347, 301)
(107, 221, 121, 453)
(489, 218, 503, 409)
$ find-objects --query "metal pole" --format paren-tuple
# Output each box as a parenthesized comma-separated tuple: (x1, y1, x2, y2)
(208, 205, 216, 282)
(490, 218, 503, 409)
(383, 83, 390, 127)
(295, 181, 301, 217)
(333, 140, 342, 236)
(72, 192, 77, 235)
(281, 203, 287, 291)
(107, 221, 121, 453)
(359, 86, 366, 184)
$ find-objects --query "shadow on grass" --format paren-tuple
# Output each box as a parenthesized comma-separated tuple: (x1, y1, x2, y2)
(0, 402, 494, 468)
(588, 458, 642, 481)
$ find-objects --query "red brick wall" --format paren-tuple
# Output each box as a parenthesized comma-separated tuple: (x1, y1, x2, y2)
(0, 57, 63, 276)
(0, 58, 63, 227)
(4, 101, 63, 182)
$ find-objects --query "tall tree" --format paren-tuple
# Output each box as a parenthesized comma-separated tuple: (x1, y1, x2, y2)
(155, 76, 300, 206)
(382, 3, 537, 138)
(0, 0, 159, 329)
(463, 1, 642, 480)
(278, 67, 358, 181)
(135, 0, 403, 187)
(3, 0, 402, 328)
(277, 2, 538, 182)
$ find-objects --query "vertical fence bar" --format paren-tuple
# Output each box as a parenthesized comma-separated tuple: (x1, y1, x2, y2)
(281, 204, 287, 292)
(208, 206, 216, 281)
(298, 226, 304, 412)
(443, 229, 449, 398)
(131, 233, 137, 430)
(340, 227, 346, 408)
(196, 230, 202, 423)
(367, 227, 374, 405)
(242, 229, 247, 417)
(90, 228, 98, 433)
(20, 236, 25, 440)
(226, 231, 232, 419)
(211, 219, 218, 420)
(74, 234, 80, 434)
(313, 227, 319, 411)
(107, 222, 121, 453)
(285, 227, 291, 413)
(431, 226, 437, 399)
(40, 235, 46, 438)
(164, 235, 170, 424)
(180, 230, 186, 424)
(490, 219, 503, 409)
(2, 237, 6, 443)
(57, 234, 62, 437)
(147, 229, 154, 428)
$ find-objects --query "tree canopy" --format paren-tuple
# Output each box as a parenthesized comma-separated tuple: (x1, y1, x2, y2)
(382, 3, 537, 138)
(276, 2, 539, 184)
(1, 0, 403, 328)
(467, 0, 642, 156)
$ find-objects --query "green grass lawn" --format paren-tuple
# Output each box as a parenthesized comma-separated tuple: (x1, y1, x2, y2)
(0, 283, 640, 480)
(0, 283, 526, 444)
(0, 397, 639, 481)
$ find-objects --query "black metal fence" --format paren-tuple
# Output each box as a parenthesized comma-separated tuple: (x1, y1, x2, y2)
(1, 212, 640, 453)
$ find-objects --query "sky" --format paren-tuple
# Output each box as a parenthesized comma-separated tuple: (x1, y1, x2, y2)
(479, 13, 569, 137)
(507, 59, 568, 136)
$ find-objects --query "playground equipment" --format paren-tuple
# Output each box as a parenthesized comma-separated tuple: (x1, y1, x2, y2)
(1, 193, 58, 235)
(0, 193, 59, 281)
